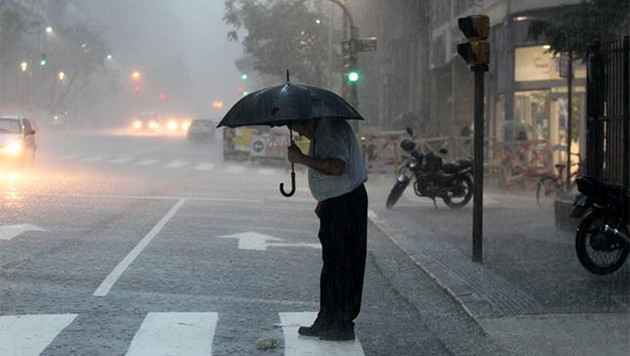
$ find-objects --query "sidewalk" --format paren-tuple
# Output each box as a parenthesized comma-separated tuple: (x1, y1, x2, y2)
(365, 175, 630, 356)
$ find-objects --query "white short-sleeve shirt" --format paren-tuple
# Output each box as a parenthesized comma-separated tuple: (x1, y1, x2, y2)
(307, 118, 367, 201)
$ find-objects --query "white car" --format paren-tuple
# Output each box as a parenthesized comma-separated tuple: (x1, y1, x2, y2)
(0, 115, 37, 167)
(187, 119, 216, 141)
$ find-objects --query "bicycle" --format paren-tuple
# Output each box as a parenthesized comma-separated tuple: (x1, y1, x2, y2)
(536, 154, 582, 206)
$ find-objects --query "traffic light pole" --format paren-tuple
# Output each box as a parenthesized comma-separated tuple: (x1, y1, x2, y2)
(472, 64, 487, 263)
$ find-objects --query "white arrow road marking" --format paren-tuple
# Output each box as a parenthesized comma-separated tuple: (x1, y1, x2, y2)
(94, 199, 186, 297)
(220, 232, 283, 250)
(165, 160, 187, 169)
(136, 159, 160, 166)
(195, 163, 215, 171)
(0, 314, 77, 356)
(126, 312, 218, 356)
(279, 312, 365, 356)
(0, 224, 46, 241)
(109, 156, 134, 164)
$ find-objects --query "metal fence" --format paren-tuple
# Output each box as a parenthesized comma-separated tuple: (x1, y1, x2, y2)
(586, 36, 630, 188)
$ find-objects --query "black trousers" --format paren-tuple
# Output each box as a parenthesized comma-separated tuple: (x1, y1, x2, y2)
(317, 184, 368, 325)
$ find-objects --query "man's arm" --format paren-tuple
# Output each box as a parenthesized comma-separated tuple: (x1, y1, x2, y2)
(287, 143, 345, 176)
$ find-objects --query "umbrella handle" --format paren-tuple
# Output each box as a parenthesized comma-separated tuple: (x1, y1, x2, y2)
(279, 170, 296, 197)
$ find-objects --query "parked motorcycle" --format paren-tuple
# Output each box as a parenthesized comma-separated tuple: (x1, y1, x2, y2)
(386, 130, 473, 209)
(571, 176, 630, 275)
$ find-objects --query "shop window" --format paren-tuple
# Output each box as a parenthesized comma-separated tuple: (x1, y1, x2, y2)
(512, 90, 550, 141)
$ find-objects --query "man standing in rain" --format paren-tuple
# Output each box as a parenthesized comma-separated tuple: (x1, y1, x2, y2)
(287, 117, 368, 341)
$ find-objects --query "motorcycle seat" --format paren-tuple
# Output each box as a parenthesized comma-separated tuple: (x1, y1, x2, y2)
(443, 163, 461, 173)
(443, 159, 472, 173)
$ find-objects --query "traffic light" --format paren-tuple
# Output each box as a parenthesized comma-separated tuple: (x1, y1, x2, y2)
(345, 54, 359, 84)
(456, 15, 490, 68)
(39, 53, 47, 66)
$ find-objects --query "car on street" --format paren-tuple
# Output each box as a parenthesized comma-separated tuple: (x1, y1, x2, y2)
(0, 115, 37, 167)
(187, 119, 216, 141)
(132, 113, 191, 134)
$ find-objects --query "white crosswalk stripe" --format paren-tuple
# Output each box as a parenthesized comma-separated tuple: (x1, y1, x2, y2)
(109, 156, 135, 164)
(49, 152, 287, 177)
(0, 314, 77, 356)
(83, 155, 108, 162)
(136, 159, 160, 166)
(256, 168, 278, 176)
(195, 163, 215, 171)
(57, 153, 84, 160)
(280, 312, 365, 356)
(226, 165, 246, 173)
(165, 160, 187, 169)
(0, 312, 366, 355)
(126, 312, 218, 356)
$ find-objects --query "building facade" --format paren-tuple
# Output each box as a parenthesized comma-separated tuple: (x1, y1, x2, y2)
(345, 0, 594, 171)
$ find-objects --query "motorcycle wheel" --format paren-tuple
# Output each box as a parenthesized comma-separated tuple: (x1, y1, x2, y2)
(386, 178, 410, 209)
(443, 174, 473, 209)
(575, 210, 629, 275)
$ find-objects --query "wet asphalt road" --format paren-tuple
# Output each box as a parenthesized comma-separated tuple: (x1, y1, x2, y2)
(0, 128, 508, 355)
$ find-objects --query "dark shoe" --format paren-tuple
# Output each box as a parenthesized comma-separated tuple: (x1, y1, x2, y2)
(298, 317, 330, 337)
(318, 323, 355, 341)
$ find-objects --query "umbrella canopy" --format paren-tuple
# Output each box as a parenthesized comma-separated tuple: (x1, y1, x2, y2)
(217, 83, 363, 128)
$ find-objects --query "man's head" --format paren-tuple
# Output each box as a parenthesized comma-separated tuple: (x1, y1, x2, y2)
(288, 119, 317, 139)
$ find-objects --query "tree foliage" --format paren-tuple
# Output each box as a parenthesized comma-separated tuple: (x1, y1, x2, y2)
(50, 22, 112, 114)
(528, 0, 630, 60)
(223, 0, 333, 87)
(0, 6, 31, 65)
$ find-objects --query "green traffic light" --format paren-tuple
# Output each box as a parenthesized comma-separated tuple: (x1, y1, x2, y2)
(241, 74, 248, 80)
(40, 59, 46, 66)
(348, 71, 359, 83)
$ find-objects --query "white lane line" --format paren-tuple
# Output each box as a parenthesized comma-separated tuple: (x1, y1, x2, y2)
(136, 159, 160, 166)
(0, 314, 77, 356)
(165, 160, 187, 169)
(93, 199, 186, 297)
(195, 163, 215, 171)
(280, 312, 365, 356)
(82, 155, 108, 162)
(226, 165, 245, 173)
(126, 312, 218, 356)
(109, 156, 134, 164)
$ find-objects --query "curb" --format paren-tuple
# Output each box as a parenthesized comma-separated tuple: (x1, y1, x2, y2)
(367, 210, 545, 325)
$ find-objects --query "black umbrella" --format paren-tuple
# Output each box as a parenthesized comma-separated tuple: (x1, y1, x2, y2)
(217, 71, 363, 197)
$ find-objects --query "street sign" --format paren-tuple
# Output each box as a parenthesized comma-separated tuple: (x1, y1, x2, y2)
(356, 37, 377, 52)
(250, 136, 266, 156)
(343, 38, 377, 54)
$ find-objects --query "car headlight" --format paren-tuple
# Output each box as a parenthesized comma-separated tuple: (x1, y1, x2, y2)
(133, 120, 142, 129)
(182, 122, 191, 131)
(6, 141, 23, 155)
(167, 121, 178, 131)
